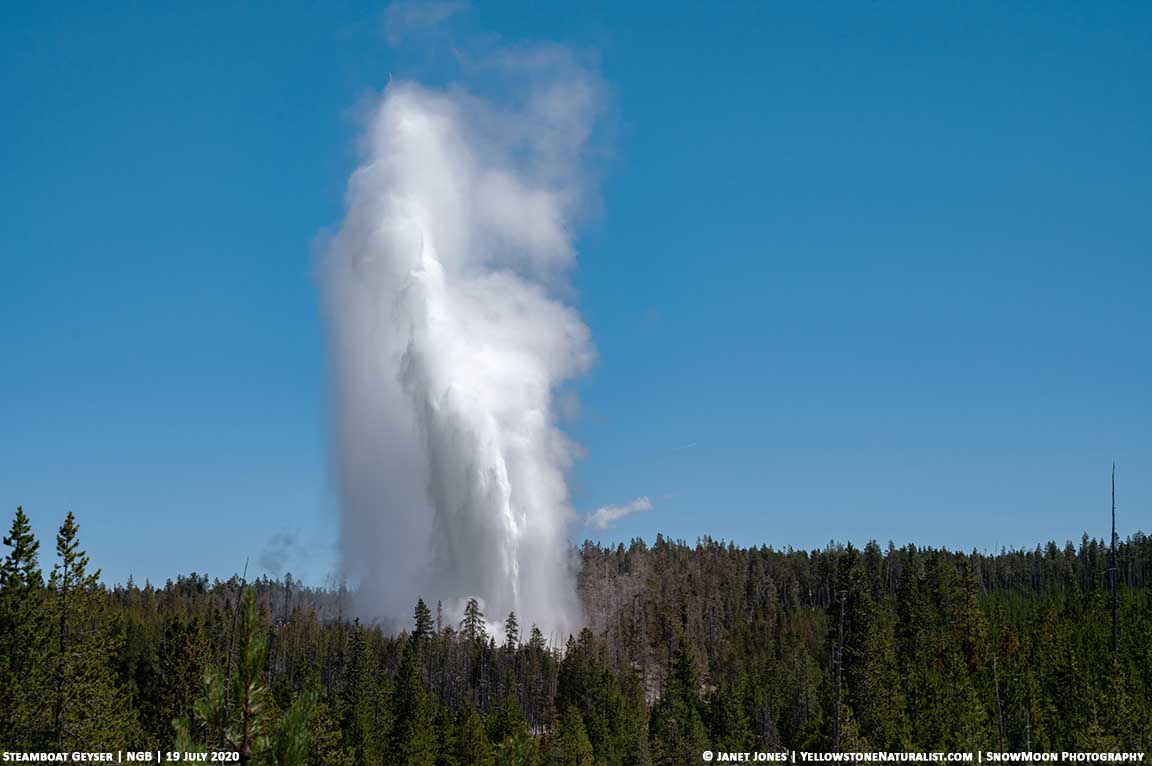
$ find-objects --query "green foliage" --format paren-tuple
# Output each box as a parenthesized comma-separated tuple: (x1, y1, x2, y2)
(432, 704, 460, 766)
(150, 615, 208, 746)
(0, 506, 48, 748)
(389, 642, 436, 765)
(462, 597, 487, 643)
(307, 700, 355, 766)
(48, 511, 136, 751)
(339, 620, 383, 763)
(4, 508, 1152, 758)
(487, 694, 538, 766)
(649, 644, 709, 766)
(505, 611, 520, 648)
(488, 693, 531, 751)
(414, 598, 435, 644)
(833, 548, 908, 749)
(706, 678, 752, 753)
(456, 702, 495, 766)
(175, 589, 316, 765)
(549, 707, 595, 766)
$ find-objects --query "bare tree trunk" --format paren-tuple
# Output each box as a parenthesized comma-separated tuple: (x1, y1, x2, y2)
(1024, 705, 1031, 751)
(1111, 464, 1118, 656)
(222, 558, 249, 749)
(993, 655, 1005, 751)
(53, 569, 69, 750)
(832, 590, 845, 751)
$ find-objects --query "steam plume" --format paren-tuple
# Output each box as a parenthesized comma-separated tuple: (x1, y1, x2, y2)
(322, 50, 601, 638)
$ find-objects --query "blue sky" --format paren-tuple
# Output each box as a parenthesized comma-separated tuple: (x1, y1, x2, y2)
(2, 1, 1149, 586)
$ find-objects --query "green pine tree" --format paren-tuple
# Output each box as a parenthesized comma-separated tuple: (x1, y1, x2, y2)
(174, 589, 316, 765)
(433, 703, 460, 766)
(706, 680, 752, 753)
(461, 597, 487, 643)
(306, 699, 355, 766)
(456, 702, 495, 766)
(389, 642, 436, 765)
(549, 707, 595, 766)
(649, 644, 709, 766)
(154, 616, 208, 747)
(414, 598, 434, 644)
(504, 611, 520, 649)
(339, 620, 382, 764)
(617, 671, 653, 766)
(488, 694, 535, 766)
(0, 506, 49, 749)
(48, 511, 135, 750)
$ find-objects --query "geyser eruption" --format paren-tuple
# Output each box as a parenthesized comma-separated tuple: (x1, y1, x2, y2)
(322, 52, 601, 639)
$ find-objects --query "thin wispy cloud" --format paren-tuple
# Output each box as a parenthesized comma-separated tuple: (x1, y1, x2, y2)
(383, 0, 468, 44)
(586, 496, 653, 530)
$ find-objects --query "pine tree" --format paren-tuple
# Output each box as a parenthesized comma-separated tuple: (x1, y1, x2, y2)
(48, 511, 135, 750)
(504, 611, 520, 649)
(414, 598, 434, 644)
(175, 589, 317, 765)
(433, 704, 460, 766)
(550, 707, 595, 766)
(462, 597, 487, 643)
(487, 692, 530, 747)
(648, 644, 708, 766)
(0, 506, 49, 748)
(389, 642, 436, 765)
(269, 687, 319, 766)
(618, 671, 653, 766)
(706, 680, 752, 753)
(456, 702, 495, 766)
(307, 699, 355, 766)
(557, 630, 596, 718)
(155, 616, 208, 747)
(340, 621, 380, 764)
(488, 694, 535, 766)
(834, 550, 907, 749)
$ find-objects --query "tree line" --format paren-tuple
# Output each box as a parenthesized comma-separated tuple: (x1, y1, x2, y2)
(1, 505, 1149, 763)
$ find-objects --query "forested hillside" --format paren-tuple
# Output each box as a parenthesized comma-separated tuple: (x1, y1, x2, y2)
(2, 506, 1150, 763)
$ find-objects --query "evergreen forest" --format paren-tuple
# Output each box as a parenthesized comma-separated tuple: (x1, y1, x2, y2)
(2, 505, 1150, 763)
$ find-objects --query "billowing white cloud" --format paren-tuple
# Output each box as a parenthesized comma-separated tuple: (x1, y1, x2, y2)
(586, 497, 653, 531)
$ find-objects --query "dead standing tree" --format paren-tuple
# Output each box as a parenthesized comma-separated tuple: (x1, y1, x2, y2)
(1110, 464, 1118, 656)
(993, 655, 1005, 752)
(222, 557, 249, 749)
(831, 590, 846, 751)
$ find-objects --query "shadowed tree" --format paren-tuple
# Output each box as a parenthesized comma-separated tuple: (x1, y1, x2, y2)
(414, 598, 434, 645)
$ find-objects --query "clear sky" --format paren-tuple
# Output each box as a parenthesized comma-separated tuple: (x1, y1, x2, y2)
(3, 1, 1149, 587)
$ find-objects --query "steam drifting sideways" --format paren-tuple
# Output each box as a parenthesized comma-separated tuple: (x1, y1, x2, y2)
(322, 51, 602, 640)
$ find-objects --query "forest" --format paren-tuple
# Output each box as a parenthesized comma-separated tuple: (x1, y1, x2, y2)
(1, 505, 1149, 764)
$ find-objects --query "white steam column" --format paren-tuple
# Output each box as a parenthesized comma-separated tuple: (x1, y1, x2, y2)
(322, 57, 601, 640)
